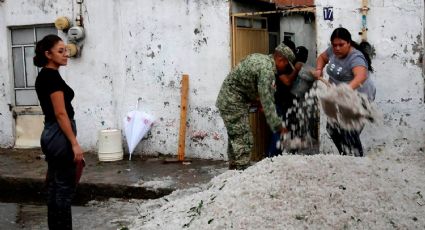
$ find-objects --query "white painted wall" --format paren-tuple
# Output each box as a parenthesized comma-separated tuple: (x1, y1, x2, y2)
(314, 0, 425, 155)
(0, 3, 13, 147)
(0, 0, 73, 148)
(0, 0, 424, 159)
(280, 14, 317, 67)
(0, 0, 231, 159)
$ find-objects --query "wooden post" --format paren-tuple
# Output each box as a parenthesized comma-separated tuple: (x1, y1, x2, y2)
(177, 74, 189, 161)
(231, 15, 236, 67)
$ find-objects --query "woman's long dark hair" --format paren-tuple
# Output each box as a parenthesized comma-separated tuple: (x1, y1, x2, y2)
(33, 34, 62, 67)
(330, 27, 374, 72)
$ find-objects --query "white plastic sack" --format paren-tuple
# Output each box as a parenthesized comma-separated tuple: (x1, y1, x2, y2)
(123, 107, 155, 160)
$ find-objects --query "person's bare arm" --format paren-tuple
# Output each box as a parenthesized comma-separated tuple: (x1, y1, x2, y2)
(349, 66, 368, 90)
(278, 62, 303, 86)
(50, 91, 83, 161)
(313, 51, 329, 80)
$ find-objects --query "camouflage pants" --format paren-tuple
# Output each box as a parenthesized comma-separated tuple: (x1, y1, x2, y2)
(217, 89, 253, 167)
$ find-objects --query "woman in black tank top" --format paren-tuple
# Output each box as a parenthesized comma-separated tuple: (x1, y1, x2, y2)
(34, 34, 84, 230)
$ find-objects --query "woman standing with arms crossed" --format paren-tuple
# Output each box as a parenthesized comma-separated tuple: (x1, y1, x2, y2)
(313, 27, 376, 157)
(34, 34, 84, 229)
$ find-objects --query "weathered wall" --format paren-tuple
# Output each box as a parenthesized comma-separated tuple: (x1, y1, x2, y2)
(280, 14, 317, 67)
(315, 0, 425, 154)
(110, 1, 231, 159)
(1, 0, 424, 159)
(0, 0, 73, 147)
(0, 0, 231, 159)
(0, 3, 13, 147)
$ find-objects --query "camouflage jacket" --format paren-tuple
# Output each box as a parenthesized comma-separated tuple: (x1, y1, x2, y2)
(219, 53, 282, 132)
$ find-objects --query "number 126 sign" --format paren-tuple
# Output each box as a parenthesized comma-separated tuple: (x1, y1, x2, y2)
(323, 7, 334, 21)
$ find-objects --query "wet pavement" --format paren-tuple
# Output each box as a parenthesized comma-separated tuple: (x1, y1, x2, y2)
(0, 200, 144, 229)
(0, 147, 228, 229)
(0, 147, 321, 229)
(0, 148, 228, 204)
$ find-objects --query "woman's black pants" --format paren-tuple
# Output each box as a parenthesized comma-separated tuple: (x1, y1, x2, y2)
(41, 121, 77, 230)
(326, 123, 364, 157)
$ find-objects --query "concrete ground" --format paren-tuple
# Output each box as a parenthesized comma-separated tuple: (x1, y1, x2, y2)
(0, 148, 228, 204)
(0, 147, 320, 229)
(0, 148, 229, 229)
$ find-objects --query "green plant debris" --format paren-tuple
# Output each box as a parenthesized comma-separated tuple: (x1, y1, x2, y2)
(183, 200, 204, 228)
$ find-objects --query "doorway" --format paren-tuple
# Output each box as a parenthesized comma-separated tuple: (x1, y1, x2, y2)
(230, 7, 318, 159)
(231, 16, 269, 67)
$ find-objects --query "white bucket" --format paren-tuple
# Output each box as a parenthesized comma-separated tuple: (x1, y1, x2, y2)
(97, 129, 123, 161)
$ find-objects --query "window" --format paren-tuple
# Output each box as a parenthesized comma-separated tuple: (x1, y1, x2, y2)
(236, 17, 267, 29)
(304, 13, 315, 24)
(283, 32, 295, 43)
(268, 32, 279, 54)
(11, 25, 57, 106)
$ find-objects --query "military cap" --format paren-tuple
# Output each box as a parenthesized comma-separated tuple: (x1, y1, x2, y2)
(275, 43, 296, 70)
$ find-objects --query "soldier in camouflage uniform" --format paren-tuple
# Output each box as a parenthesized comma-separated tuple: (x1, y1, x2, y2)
(216, 44, 296, 170)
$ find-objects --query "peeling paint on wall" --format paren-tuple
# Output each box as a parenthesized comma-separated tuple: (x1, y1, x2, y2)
(190, 130, 208, 142)
(1, 0, 424, 159)
(316, 0, 425, 155)
(411, 34, 424, 67)
(212, 132, 221, 140)
(0, 82, 5, 97)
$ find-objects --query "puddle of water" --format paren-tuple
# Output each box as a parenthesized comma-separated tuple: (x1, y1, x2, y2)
(0, 200, 140, 230)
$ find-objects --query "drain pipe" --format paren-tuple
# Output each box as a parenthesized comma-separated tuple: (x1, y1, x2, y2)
(76, 0, 84, 27)
(358, 0, 374, 58)
(359, 0, 369, 42)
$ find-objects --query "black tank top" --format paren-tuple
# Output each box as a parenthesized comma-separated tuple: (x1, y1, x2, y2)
(35, 68, 75, 122)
